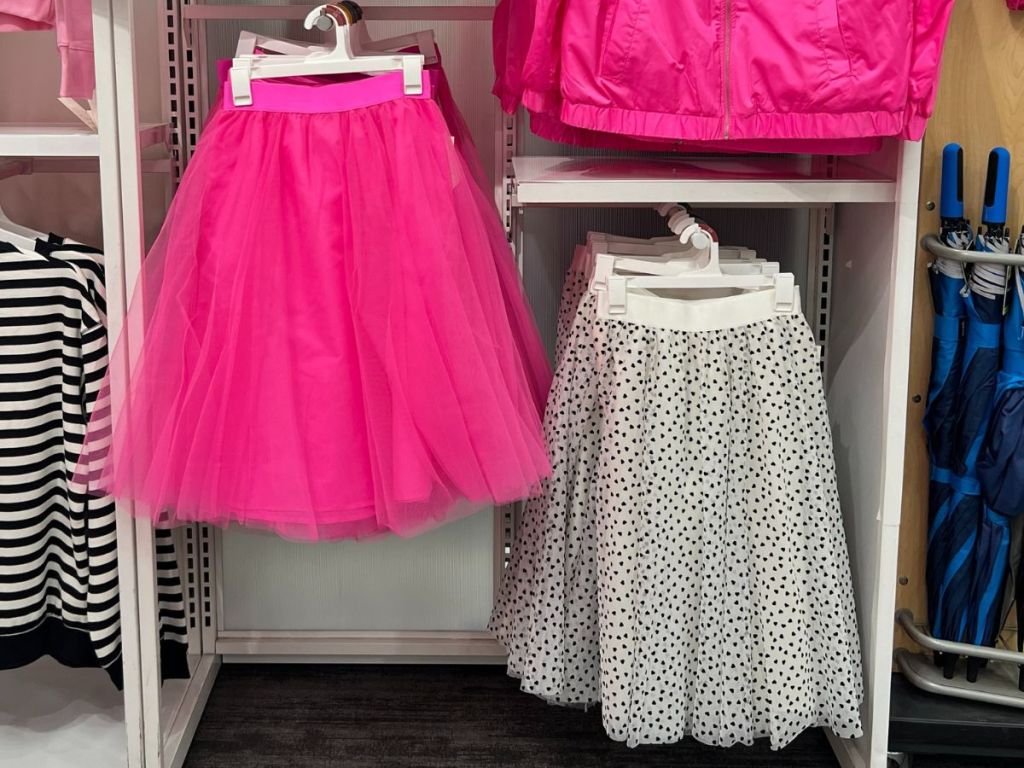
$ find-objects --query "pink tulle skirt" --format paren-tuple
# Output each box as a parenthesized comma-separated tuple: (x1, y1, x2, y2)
(86, 70, 551, 540)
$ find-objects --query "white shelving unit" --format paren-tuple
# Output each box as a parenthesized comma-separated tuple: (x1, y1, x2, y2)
(511, 155, 898, 206)
(0, 122, 167, 157)
(0, 660, 197, 768)
(1, 3, 924, 768)
(503, 138, 922, 768)
(0, 661, 128, 768)
(0, 2, 176, 768)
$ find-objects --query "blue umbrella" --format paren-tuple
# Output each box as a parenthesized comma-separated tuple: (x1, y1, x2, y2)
(977, 233, 1024, 686)
(977, 262, 1024, 520)
(955, 148, 1011, 681)
(925, 145, 974, 672)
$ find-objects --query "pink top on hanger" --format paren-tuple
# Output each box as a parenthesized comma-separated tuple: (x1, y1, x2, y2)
(495, 0, 956, 146)
(0, 0, 94, 98)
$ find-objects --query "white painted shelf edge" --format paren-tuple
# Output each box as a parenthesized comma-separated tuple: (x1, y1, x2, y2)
(0, 122, 167, 157)
(511, 154, 897, 206)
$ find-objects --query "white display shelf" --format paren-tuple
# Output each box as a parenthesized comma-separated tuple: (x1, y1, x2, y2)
(0, 123, 167, 158)
(511, 155, 897, 206)
(0, 655, 213, 768)
(0, 660, 126, 768)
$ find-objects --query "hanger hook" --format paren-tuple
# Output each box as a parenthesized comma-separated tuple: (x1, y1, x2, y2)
(303, 3, 354, 32)
(678, 220, 718, 251)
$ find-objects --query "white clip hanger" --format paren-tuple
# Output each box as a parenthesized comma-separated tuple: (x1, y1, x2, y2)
(236, 24, 438, 64)
(0, 166, 45, 251)
(229, 3, 425, 106)
(605, 220, 797, 315)
(0, 203, 43, 252)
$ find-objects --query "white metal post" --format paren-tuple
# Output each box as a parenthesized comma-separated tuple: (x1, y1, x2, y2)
(866, 139, 924, 768)
(107, 0, 167, 763)
(90, 0, 146, 764)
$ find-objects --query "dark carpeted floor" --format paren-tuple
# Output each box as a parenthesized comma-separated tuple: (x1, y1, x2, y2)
(181, 665, 1010, 768)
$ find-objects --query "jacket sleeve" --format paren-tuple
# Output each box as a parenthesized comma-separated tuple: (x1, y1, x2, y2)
(54, 0, 95, 98)
(902, 0, 957, 140)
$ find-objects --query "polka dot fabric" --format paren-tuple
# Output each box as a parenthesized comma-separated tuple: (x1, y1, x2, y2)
(491, 287, 604, 707)
(553, 246, 589, 368)
(490, 274, 864, 751)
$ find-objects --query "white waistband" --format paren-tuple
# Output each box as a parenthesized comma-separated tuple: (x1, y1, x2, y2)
(596, 286, 803, 332)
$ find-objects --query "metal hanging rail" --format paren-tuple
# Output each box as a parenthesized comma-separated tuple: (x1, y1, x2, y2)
(922, 232, 1024, 267)
(896, 609, 1024, 666)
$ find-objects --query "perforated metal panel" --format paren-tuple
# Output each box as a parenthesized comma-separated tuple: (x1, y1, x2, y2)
(807, 207, 835, 372)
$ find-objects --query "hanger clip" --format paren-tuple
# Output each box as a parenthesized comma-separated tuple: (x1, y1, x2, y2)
(591, 253, 615, 292)
(402, 56, 423, 95)
(230, 57, 254, 107)
(607, 276, 628, 315)
(773, 273, 796, 313)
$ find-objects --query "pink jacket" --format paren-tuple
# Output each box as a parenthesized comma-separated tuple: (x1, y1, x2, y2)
(497, 0, 956, 143)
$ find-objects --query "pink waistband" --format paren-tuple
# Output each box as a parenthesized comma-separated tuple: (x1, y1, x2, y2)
(222, 65, 439, 113)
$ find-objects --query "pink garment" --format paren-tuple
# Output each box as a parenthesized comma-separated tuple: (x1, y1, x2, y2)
(495, 0, 955, 145)
(0, 0, 94, 98)
(527, 109, 882, 156)
(80, 69, 550, 541)
(220, 51, 551, 410)
(218, 53, 551, 410)
(0, 0, 50, 28)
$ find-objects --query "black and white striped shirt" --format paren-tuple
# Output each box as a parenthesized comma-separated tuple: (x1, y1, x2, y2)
(0, 238, 189, 686)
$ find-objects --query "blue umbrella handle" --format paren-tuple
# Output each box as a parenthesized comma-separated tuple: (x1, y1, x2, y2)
(942, 652, 957, 679)
(982, 147, 1011, 229)
(966, 655, 983, 683)
(941, 143, 965, 222)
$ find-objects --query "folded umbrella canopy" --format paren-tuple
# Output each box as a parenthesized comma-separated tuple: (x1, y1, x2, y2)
(925, 145, 975, 669)
(977, 238, 1024, 688)
(956, 148, 1011, 681)
(978, 263, 1024, 520)
(925, 257, 974, 669)
(960, 257, 1009, 677)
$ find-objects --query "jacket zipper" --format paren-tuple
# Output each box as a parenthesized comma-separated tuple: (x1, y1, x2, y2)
(723, 0, 732, 139)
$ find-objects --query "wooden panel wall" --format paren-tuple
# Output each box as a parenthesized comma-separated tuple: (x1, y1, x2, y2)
(896, 0, 1024, 651)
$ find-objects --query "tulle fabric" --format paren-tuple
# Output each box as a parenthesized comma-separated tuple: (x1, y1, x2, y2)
(213, 55, 551, 414)
(81, 83, 550, 540)
(432, 59, 552, 413)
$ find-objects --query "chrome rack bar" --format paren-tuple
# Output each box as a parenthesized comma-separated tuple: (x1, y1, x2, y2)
(921, 232, 1024, 267)
(896, 649, 1024, 710)
(896, 609, 1024, 665)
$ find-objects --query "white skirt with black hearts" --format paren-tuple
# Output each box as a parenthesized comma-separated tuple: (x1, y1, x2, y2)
(490, 280, 864, 751)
